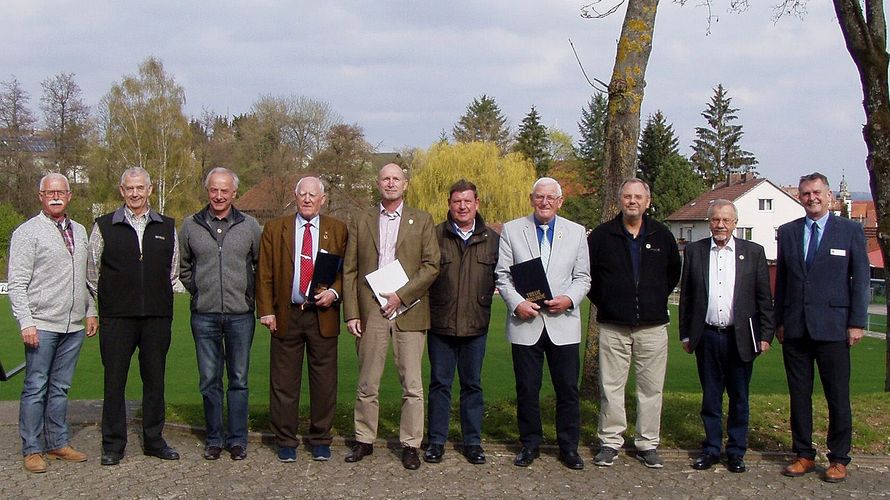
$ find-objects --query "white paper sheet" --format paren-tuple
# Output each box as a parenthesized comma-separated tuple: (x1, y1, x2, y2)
(365, 259, 420, 319)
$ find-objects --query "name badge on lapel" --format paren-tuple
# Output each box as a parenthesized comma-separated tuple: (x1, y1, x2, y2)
(830, 248, 846, 257)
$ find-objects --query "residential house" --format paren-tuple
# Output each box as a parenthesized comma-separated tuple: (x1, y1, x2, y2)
(665, 173, 804, 261)
(237, 152, 402, 225)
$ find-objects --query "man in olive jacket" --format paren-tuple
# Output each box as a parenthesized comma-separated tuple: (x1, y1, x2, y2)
(423, 180, 499, 466)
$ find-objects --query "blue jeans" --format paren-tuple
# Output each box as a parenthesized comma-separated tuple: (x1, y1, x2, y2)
(426, 333, 486, 446)
(191, 312, 255, 448)
(20, 329, 85, 455)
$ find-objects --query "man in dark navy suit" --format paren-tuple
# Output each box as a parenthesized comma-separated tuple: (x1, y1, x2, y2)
(775, 172, 870, 483)
(679, 199, 774, 474)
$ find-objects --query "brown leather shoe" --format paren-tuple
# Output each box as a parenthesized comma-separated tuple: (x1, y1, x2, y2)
(824, 462, 848, 483)
(47, 446, 87, 462)
(24, 454, 47, 473)
(402, 446, 421, 470)
(344, 442, 373, 463)
(782, 457, 816, 477)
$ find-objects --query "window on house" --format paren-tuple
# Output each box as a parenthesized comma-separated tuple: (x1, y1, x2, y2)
(758, 198, 774, 211)
(736, 227, 753, 240)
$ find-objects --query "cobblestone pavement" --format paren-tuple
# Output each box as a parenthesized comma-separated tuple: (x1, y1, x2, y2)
(1, 402, 889, 499)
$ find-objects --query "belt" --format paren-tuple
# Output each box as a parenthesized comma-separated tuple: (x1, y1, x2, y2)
(706, 324, 734, 334)
(290, 302, 316, 311)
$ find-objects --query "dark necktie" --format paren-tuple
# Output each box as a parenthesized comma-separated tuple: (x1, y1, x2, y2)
(299, 223, 314, 295)
(805, 223, 819, 270)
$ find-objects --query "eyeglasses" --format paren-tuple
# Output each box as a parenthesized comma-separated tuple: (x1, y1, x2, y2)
(709, 218, 737, 225)
(39, 190, 70, 197)
(532, 194, 561, 204)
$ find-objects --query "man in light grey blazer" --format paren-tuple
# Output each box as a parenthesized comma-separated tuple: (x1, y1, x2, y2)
(495, 177, 591, 470)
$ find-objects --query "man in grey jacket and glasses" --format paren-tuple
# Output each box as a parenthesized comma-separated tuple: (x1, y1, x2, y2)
(8, 173, 97, 473)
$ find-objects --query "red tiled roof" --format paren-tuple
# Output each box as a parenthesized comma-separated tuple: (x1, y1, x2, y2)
(236, 174, 298, 213)
(869, 248, 884, 269)
(667, 178, 769, 221)
(851, 200, 877, 227)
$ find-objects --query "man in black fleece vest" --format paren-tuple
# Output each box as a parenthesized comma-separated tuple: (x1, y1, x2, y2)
(88, 167, 180, 466)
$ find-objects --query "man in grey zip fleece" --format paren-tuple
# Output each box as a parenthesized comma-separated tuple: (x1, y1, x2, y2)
(8, 173, 98, 473)
(179, 167, 261, 461)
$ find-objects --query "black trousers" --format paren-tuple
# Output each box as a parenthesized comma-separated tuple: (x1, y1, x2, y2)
(99, 316, 172, 455)
(695, 326, 753, 458)
(511, 328, 580, 452)
(782, 334, 852, 464)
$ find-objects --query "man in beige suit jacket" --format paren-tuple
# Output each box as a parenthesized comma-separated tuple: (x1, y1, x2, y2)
(343, 163, 440, 470)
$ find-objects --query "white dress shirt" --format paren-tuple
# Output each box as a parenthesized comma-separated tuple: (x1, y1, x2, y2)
(705, 236, 736, 328)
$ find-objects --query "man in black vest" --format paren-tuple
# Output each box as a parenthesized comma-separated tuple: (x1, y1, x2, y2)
(87, 167, 180, 466)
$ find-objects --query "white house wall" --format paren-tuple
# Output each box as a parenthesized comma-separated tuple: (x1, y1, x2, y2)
(734, 182, 804, 260)
(668, 181, 805, 261)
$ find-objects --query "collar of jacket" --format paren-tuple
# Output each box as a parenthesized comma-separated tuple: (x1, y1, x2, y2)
(111, 205, 164, 225)
(605, 212, 654, 237)
(192, 204, 246, 232)
(445, 211, 488, 239)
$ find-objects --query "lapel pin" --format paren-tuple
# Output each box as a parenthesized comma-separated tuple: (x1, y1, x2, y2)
(323, 231, 329, 240)
(557, 230, 563, 240)
(409, 219, 414, 225)
(645, 243, 651, 249)
(739, 254, 745, 260)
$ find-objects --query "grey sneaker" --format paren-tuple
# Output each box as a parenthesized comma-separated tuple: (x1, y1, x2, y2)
(636, 449, 664, 468)
(593, 447, 618, 466)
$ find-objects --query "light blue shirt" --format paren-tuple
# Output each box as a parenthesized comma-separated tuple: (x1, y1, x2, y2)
(292, 213, 320, 304)
(803, 212, 829, 261)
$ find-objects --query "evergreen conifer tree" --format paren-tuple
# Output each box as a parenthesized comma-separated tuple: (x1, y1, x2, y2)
(513, 105, 551, 176)
(637, 110, 679, 186)
(452, 94, 511, 152)
(638, 110, 704, 219)
(690, 84, 757, 188)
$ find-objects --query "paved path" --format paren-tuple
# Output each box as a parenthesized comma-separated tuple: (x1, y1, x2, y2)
(1, 401, 889, 498)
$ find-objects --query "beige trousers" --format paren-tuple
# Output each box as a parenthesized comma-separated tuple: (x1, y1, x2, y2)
(353, 314, 426, 448)
(597, 322, 668, 451)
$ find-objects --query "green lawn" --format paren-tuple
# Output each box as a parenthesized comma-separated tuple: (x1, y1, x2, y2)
(2, 295, 889, 451)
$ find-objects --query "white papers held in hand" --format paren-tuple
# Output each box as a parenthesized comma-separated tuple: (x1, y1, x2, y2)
(365, 259, 420, 320)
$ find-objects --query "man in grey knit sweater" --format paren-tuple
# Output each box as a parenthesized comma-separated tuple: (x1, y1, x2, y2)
(7, 173, 97, 473)
(179, 167, 261, 461)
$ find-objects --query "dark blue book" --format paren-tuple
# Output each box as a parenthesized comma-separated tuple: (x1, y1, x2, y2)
(509, 257, 552, 307)
(307, 251, 342, 303)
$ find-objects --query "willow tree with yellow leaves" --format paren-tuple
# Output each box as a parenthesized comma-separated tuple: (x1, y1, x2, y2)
(580, 0, 659, 400)
(406, 141, 536, 223)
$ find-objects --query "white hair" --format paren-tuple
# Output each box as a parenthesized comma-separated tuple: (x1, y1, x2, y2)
(530, 177, 563, 197)
(120, 166, 151, 186)
(204, 167, 240, 190)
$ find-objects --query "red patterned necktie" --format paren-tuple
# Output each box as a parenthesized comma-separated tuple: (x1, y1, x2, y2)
(299, 222, 314, 296)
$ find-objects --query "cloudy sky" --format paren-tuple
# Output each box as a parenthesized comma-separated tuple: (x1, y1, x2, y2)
(2, 0, 872, 192)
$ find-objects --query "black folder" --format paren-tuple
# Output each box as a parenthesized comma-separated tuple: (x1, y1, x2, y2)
(307, 252, 342, 303)
(509, 257, 552, 307)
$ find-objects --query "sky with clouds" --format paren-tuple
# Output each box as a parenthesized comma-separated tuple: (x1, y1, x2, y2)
(2, 0, 873, 192)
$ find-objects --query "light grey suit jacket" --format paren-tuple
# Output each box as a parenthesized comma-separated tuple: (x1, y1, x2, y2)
(495, 215, 591, 346)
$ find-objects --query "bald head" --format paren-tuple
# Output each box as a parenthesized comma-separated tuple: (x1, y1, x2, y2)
(377, 163, 407, 205)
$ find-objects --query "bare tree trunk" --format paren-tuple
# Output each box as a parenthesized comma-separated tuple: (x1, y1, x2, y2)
(831, 0, 890, 391)
(581, 0, 660, 401)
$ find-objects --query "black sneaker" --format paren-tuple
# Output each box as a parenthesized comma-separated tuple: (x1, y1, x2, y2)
(594, 447, 618, 466)
(636, 449, 664, 469)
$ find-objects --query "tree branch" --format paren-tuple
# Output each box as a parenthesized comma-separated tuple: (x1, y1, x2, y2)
(569, 39, 610, 92)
